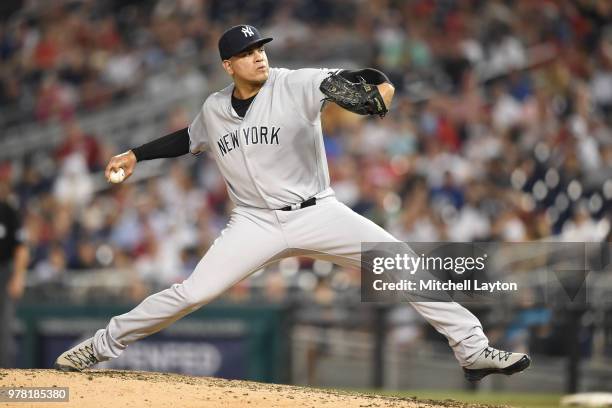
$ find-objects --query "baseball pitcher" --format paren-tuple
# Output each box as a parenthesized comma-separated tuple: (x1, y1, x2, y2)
(55, 25, 530, 382)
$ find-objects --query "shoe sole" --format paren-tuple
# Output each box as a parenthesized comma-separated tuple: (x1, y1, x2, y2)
(463, 355, 531, 382)
(54, 362, 82, 372)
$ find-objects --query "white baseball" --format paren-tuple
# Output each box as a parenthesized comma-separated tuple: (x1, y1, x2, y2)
(109, 168, 126, 184)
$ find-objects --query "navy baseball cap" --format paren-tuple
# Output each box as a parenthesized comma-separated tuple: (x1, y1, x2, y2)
(218, 24, 273, 60)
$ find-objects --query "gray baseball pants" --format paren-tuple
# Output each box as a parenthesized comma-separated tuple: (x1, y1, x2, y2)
(93, 196, 488, 366)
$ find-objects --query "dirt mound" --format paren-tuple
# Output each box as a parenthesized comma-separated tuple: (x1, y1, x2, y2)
(0, 369, 505, 408)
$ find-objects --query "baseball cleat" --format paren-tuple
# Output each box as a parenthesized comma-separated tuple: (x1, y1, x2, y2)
(462, 347, 531, 382)
(54, 337, 99, 371)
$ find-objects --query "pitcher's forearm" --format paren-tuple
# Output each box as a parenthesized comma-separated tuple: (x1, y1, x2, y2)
(131, 127, 190, 162)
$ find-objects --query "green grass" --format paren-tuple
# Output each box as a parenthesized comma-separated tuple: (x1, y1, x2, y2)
(376, 389, 561, 408)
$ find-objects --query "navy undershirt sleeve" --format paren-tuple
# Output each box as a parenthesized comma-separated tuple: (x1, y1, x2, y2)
(131, 127, 190, 162)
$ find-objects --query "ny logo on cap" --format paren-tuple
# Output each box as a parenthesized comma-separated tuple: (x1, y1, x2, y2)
(241, 26, 254, 37)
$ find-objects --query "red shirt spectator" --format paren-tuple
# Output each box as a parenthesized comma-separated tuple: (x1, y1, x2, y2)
(55, 120, 102, 172)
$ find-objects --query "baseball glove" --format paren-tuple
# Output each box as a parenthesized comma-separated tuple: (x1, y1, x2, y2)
(319, 72, 388, 118)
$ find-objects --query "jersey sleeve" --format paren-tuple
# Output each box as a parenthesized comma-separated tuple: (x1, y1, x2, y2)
(187, 107, 209, 155)
(286, 68, 341, 122)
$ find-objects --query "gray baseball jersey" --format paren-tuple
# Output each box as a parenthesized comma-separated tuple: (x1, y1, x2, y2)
(187, 67, 337, 209)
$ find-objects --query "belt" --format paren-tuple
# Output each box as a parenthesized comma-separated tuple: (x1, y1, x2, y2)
(280, 197, 317, 211)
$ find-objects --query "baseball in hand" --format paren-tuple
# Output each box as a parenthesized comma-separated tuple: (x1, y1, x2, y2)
(109, 168, 126, 184)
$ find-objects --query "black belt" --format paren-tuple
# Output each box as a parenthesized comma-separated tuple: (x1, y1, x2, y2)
(280, 197, 317, 211)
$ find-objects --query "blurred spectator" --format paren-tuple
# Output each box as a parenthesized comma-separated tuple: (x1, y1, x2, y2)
(0, 178, 29, 368)
(55, 120, 103, 172)
(35, 74, 78, 122)
(492, 208, 528, 242)
(447, 180, 491, 241)
(53, 153, 94, 208)
(430, 171, 464, 210)
(15, 156, 52, 210)
(561, 204, 610, 241)
(32, 243, 66, 284)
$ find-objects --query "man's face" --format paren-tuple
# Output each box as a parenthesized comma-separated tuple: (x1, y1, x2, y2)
(224, 44, 269, 85)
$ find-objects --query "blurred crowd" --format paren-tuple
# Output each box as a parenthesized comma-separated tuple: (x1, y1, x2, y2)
(0, 0, 611, 339)
(0, 0, 218, 125)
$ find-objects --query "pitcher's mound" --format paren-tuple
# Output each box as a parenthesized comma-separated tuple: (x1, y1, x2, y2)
(0, 369, 503, 408)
